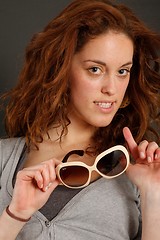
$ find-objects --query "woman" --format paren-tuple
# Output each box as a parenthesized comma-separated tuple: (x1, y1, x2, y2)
(0, 0, 160, 239)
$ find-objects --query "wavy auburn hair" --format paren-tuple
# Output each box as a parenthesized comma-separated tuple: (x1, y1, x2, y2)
(1, 0, 160, 151)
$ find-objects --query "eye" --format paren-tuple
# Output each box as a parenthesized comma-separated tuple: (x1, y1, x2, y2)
(118, 69, 130, 77)
(88, 66, 102, 75)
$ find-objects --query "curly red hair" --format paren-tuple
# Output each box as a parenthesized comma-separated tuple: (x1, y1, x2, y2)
(1, 0, 160, 151)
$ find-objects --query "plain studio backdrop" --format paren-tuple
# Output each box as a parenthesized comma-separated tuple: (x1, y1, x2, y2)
(0, 0, 160, 136)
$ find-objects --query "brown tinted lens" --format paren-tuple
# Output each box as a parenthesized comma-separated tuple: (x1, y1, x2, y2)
(97, 150, 127, 176)
(60, 166, 89, 187)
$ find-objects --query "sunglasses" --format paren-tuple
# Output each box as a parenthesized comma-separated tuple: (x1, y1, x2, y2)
(56, 145, 130, 189)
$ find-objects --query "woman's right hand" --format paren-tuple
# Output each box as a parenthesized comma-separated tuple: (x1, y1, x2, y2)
(9, 158, 61, 220)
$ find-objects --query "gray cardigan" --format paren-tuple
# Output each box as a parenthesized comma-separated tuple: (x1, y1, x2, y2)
(0, 138, 141, 240)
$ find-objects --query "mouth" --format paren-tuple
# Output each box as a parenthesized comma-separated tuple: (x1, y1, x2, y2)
(94, 101, 113, 109)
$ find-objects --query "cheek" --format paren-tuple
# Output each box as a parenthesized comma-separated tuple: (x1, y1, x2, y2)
(70, 82, 89, 104)
(119, 80, 130, 95)
(70, 73, 96, 99)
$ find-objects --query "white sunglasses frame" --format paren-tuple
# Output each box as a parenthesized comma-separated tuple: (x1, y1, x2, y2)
(56, 145, 130, 189)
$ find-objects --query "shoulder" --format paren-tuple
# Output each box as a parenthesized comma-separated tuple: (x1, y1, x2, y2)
(0, 137, 25, 146)
(0, 137, 25, 156)
(0, 137, 26, 170)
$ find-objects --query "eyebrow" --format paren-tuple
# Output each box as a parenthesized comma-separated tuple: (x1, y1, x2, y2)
(84, 60, 133, 67)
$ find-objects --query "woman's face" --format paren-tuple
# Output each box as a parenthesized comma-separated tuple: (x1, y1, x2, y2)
(69, 30, 133, 128)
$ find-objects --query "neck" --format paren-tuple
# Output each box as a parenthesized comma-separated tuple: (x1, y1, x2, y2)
(48, 116, 97, 151)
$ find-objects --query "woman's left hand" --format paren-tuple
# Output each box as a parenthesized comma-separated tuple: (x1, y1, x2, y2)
(123, 127, 160, 192)
(123, 127, 160, 239)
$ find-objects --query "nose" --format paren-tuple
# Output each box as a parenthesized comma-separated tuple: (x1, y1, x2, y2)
(101, 75, 116, 96)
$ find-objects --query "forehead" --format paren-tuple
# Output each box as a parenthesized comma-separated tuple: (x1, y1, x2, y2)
(74, 30, 134, 65)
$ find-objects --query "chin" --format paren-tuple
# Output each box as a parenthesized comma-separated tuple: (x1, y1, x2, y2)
(93, 120, 113, 128)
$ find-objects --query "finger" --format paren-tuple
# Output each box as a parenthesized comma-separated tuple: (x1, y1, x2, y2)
(44, 179, 60, 196)
(40, 163, 50, 191)
(123, 127, 138, 159)
(22, 158, 61, 191)
(145, 142, 159, 162)
(40, 159, 61, 191)
(155, 147, 160, 160)
(34, 170, 44, 189)
(16, 169, 44, 189)
(20, 162, 52, 191)
(138, 141, 160, 163)
(47, 159, 61, 181)
(137, 140, 149, 160)
(43, 159, 60, 191)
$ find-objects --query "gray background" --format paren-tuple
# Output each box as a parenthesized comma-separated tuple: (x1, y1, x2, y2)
(0, 0, 160, 136)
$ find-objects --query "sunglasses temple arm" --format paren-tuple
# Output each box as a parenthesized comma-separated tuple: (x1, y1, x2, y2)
(62, 150, 84, 163)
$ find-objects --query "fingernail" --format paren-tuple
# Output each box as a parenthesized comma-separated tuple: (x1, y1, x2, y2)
(140, 152, 145, 159)
(44, 186, 49, 191)
(147, 156, 152, 163)
(44, 183, 52, 191)
(155, 154, 159, 160)
(48, 182, 52, 187)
